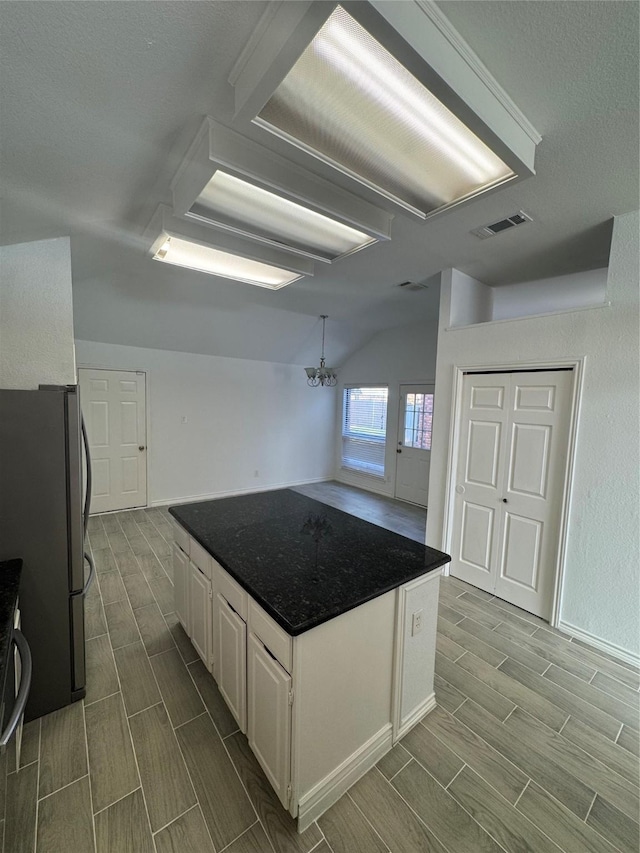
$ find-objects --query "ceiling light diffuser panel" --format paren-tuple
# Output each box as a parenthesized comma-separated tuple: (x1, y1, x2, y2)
(172, 119, 392, 262)
(144, 205, 312, 289)
(231, 2, 540, 220)
(255, 5, 513, 218)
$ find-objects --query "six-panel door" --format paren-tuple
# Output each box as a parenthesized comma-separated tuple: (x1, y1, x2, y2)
(78, 368, 147, 513)
(450, 370, 572, 618)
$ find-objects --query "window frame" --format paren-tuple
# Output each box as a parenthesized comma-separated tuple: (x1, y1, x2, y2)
(341, 384, 390, 479)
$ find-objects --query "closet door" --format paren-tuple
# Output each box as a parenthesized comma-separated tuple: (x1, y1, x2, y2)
(451, 371, 572, 619)
(450, 374, 509, 596)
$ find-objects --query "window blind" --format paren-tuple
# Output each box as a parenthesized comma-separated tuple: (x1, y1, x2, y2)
(342, 386, 388, 477)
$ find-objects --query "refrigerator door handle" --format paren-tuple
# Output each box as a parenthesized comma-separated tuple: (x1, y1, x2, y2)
(82, 551, 96, 596)
(81, 416, 92, 536)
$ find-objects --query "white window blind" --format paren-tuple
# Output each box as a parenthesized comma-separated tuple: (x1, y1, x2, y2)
(342, 386, 388, 477)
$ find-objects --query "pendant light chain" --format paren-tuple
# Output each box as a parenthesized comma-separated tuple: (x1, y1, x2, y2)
(304, 315, 337, 387)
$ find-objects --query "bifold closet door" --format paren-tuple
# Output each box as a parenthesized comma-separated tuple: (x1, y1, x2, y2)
(450, 370, 572, 619)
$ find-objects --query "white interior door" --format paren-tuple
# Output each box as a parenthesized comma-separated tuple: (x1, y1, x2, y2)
(450, 370, 572, 619)
(395, 385, 434, 506)
(79, 368, 147, 513)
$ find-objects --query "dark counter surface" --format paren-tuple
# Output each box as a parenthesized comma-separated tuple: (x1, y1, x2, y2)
(169, 489, 449, 636)
(0, 559, 22, 700)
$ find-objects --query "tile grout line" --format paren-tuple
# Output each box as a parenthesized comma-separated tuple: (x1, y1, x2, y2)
(385, 755, 413, 782)
(583, 790, 598, 826)
(150, 802, 199, 838)
(37, 771, 91, 804)
(345, 789, 394, 853)
(378, 764, 503, 853)
(80, 702, 98, 852)
(444, 762, 467, 791)
(169, 710, 226, 853)
(216, 819, 275, 853)
(97, 564, 160, 853)
(422, 708, 536, 810)
(512, 777, 530, 809)
(32, 702, 43, 853)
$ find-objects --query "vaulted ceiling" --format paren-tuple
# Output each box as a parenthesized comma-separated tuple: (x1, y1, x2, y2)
(1, 1, 638, 365)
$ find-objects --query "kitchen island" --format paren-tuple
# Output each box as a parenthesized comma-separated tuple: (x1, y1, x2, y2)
(169, 489, 450, 830)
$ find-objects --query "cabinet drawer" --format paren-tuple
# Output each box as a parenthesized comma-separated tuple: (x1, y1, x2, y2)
(214, 560, 247, 620)
(189, 537, 212, 580)
(171, 520, 189, 555)
(248, 600, 292, 674)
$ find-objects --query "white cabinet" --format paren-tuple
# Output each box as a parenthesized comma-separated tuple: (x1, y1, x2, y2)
(173, 539, 213, 672)
(189, 561, 212, 670)
(247, 633, 292, 808)
(172, 517, 441, 833)
(215, 593, 247, 733)
(172, 543, 189, 631)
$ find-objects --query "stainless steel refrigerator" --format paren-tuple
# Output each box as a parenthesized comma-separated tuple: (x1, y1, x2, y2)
(0, 384, 93, 721)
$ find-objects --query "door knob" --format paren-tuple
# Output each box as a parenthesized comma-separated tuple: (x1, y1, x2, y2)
(139, 446, 146, 452)
(502, 498, 508, 503)
(396, 449, 402, 454)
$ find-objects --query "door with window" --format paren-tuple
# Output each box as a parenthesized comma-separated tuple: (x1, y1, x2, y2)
(78, 368, 147, 513)
(395, 385, 434, 506)
(450, 370, 572, 618)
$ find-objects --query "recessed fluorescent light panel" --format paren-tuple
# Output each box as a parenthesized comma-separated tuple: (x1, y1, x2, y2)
(253, 5, 515, 218)
(172, 119, 391, 262)
(144, 205, 312, 289)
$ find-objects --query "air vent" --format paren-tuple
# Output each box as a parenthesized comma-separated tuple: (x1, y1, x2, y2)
(397, 281, 428, 292)
(472, 210, 532, 239)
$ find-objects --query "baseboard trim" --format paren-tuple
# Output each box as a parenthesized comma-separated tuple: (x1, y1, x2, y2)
(395, 692, 436, 744)
(557, 620, 640, 668)
(295, 724, 393, 832)
(150, 477, 330, 508)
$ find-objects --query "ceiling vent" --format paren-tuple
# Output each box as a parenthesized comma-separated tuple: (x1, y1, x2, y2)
(397, 280, 428, 292)
(472, 210, 532, 239)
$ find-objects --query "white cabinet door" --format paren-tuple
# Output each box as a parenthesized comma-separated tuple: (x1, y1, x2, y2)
(247, 633, 291, 808)
(189, 562, 212, 671)
(215, 594, 247, 733)
(172, 543, 189, 631)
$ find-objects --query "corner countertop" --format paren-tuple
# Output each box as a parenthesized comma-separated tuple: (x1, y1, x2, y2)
(169, 489, 450, 636)
(0, 559, 22, 701)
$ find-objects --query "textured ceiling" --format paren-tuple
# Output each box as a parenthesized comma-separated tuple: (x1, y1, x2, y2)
(1, 1, 638, 365)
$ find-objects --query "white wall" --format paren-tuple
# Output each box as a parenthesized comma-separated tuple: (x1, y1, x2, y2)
(335, 320, 439, 497)
(75, 340, 337, 506)
(0, 237, 76, 389)
(427, 211, 640, 659)
(491, 267, 608, 321)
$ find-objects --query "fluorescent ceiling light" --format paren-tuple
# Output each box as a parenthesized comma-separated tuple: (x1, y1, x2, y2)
(172, 119, 392, 262)
(251, 5, 518, 218)
(153, 236, 301, 289)
(144, 205, 312, 289)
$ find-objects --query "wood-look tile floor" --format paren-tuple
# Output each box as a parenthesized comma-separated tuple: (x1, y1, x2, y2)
(2, 489, 639, 853)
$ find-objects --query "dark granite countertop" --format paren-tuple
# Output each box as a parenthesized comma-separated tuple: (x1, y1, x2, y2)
(169, 489, 450, 636)
(0, 559, 22, 703)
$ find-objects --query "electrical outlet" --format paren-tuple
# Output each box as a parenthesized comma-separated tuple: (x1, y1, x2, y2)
(411, 609, 423, 636)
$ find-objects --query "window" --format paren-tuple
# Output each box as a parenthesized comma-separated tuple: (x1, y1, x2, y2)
(342, 386, 388, 477)
(403, 392, 434, 450)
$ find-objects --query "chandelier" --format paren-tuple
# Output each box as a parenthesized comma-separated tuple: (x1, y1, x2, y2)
(305, 315, 337, 387)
